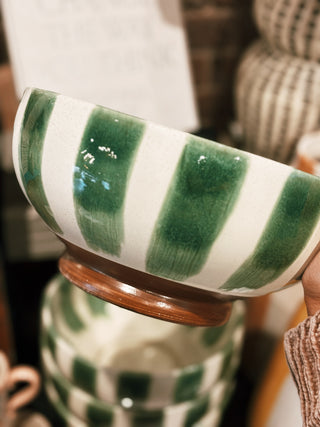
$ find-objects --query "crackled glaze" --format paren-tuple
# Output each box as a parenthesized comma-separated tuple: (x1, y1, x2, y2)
(18, 89, 62, 234)
(146, 137, 248, 281)
(222, 171, 320, 291)
(12, 88, 320, 297)
(74, 107, 145, 256)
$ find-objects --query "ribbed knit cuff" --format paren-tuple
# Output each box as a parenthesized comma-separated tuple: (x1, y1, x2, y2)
(284, 310, 320, 427)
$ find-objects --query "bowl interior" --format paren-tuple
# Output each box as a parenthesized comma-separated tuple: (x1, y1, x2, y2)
(44, 376, 226, 427)
(41, 343, 230, 425)
(43, 274, 245, 373)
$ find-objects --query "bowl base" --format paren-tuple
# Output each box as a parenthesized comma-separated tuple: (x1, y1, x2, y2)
(58, 240, 233, 327)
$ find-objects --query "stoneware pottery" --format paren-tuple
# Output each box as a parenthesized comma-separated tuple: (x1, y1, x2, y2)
(235, 40, 320, 164)
(41, 343, 233, 427)
(44, 380, 227, 427)
(254, 0, 320, 62)
(40, 274, 245, 409)
(0, 350, 41, 424)
(13, 87, 320, 325)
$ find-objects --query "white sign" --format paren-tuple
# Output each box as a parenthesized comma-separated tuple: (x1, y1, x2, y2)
(1, 0, 198, 131)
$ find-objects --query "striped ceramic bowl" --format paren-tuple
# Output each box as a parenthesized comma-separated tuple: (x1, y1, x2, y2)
(44, 379, 231, 427)
(12, 87, 320, 300)
(235, 39, 320, 164)
(40, 274, 245, 409)
(41, 343, 234, 427)
(254, 0, 320, 62)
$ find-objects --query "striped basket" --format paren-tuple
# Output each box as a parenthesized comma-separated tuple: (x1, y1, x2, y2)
(254, 0, 320, 62)
(40, 274, 245, 411)
(235, 39, 320, 164)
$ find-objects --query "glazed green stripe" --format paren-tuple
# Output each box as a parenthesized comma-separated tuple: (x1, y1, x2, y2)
(59, 277, 85, 332)
(49, 395, 69, 427)
(132, 410, 164, 427)
(221, 170, 320, 291)
(73, 107, 145, 256)
(174, 364, 204, 403)
(86, 291, 107, 316)
(52, 374, 70, 408)
(86, 403, 113, 426)
(146, 137, 248, 280)
(72, 357, 97, 396)
(219, 340, 234, 381)
(117, 372, 151, 401)
(184, 394, 210, 427)
(19, 89, 62, 234)
(202, 323, 226, 347)
(47, 326, 57, 358)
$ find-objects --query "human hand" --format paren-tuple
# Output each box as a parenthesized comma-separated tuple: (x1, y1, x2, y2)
(302, 250, 320, 316)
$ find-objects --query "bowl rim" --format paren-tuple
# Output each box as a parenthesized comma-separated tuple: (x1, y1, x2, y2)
(41, 274, 245, 376)
(41, 344, 230, 417)
(40, 274, 244, 407)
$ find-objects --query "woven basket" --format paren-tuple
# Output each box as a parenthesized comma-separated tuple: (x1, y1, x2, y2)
(235, 39, 320, 163)
(254, 0, 320, 62)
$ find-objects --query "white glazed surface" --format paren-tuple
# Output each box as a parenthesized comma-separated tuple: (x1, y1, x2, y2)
(13, 88, 320, 297)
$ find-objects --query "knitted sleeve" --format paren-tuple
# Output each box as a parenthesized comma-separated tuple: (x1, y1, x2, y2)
(284, 310, 320, 427)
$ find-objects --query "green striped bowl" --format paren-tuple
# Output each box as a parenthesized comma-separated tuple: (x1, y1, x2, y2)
(44, 379, 229, 427)
(40, 274, 245, 409)
(13, 88, 320, 297)
(42, 344, 233, 427)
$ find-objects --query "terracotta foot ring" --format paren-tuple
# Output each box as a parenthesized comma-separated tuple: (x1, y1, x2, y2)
(58, 240, 233, 327)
